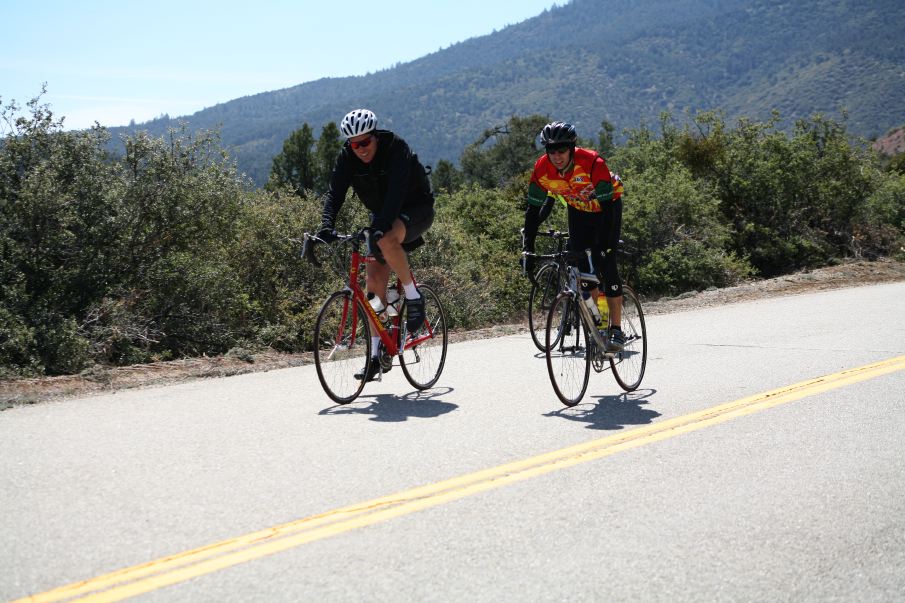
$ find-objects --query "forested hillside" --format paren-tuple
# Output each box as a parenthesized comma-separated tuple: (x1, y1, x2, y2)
(108, 0, 905, 186)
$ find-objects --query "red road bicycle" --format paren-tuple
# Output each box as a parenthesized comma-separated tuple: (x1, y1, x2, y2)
(302, 229, 448, 404)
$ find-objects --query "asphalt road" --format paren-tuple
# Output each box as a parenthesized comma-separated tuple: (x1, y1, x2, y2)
(3, 282, 905, 602)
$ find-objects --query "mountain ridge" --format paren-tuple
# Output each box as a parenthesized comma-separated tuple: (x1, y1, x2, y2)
(108, 0, 905, 186)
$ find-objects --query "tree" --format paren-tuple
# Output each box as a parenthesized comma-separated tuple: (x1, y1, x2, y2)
(267, 124, 315, 194)
(431, 159, 464, 194)
(598, 119, 616, 157)
(460, 114, 549, 188)
(314, 121, 343, 193)
(1, 90, 264, 375)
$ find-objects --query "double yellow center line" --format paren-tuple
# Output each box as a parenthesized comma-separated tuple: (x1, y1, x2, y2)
(17, 354, 905, 603)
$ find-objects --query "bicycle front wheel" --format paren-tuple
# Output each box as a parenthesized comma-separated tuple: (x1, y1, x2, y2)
(610, 285, 647, 391)
(313, 291, 371, 404)
(400, 284, 448, 390)
(528, 262, 566, 352)
(545, 292, 590, 406)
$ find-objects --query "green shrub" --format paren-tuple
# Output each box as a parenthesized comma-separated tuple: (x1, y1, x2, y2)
(418, 183, 525, 327)
(615, 138, 754, 294)
(855, 173, 905, 259)
(1, 96, 902, 377)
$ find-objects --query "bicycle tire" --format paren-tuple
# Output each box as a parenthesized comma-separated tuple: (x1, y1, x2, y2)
(400, 284, 448, 390)
(313, 291, 371, 404)
(528, 262, 566, 352)
(610, 285, 647, 391)
(545, 292, 590, 406)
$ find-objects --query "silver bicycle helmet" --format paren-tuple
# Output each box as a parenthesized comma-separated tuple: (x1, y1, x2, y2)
(340, 109, 377, 138)
(540, 121, 578, 147)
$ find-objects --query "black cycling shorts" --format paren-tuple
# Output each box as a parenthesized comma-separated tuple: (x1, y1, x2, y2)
(398, 204, 435, 244)
(567, 199, 623, 297)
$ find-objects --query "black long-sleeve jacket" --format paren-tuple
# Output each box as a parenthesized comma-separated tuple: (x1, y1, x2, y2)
(321, 130, 433, 234)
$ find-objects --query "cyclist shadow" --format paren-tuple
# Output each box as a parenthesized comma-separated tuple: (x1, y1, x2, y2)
(319, 387, 457, 423)
(543, 388, 659, 431)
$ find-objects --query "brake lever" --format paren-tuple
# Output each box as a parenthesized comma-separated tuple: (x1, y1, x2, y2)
(522, 251, 539, 286)
(301, 233, 322, 268)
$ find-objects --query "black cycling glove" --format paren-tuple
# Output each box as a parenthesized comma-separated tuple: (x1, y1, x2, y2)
(316, 227, 339, 243)
(365, 228, 384, 260)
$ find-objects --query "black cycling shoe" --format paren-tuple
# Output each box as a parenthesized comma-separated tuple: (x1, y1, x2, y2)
(354, 357, 391, 382)
(405, 295, 426, 333)
(606, 327, 625, 352)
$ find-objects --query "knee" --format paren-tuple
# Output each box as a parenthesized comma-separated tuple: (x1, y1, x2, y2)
(379, 224, 405, 248)
(376, 235, 400, 254)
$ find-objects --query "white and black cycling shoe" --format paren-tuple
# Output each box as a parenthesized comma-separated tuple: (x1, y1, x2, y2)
(606, 327, 625, 352)
(354, 353, 392, 382)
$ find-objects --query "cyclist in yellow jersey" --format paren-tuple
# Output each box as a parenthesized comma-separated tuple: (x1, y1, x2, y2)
(521, 121, 625, 351)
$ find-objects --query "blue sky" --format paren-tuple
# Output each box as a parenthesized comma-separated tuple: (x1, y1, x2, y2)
(1, 0, 560, 130)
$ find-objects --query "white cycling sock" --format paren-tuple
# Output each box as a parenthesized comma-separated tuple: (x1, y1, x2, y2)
(403, 281, 420, 300)
(371, 336, 381, 356)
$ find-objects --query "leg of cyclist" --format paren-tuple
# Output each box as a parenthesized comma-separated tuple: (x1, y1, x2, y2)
(375, 218, 422, 333)
(352, 241, 395, 383)
(371, 218, 409, 296)
(375, 207, 434, 333)
(567, 206, 603, 325)
(598, 196, 624, 351)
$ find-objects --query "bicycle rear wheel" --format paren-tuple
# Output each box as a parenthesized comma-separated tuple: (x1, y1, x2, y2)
(400, 284, 448, 389)
(610, 285, 647, 391)
(528, 262, 566, 352)
(313, 291, 371, 404)
(545, 292, 590, 406)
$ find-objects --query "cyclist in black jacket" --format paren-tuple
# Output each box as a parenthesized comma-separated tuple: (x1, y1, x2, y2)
(319, 109, 435, 382)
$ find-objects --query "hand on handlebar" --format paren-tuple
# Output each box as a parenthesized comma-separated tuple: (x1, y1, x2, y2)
(302, 228, 341, 266)
(316, 227, 339, 244)
(520, 252, 536, 283)
(364, 227, 385, 261)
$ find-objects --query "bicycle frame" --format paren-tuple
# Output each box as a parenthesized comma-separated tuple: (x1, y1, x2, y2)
(563, 264, 612, 355)
(336, 243, 436, 358)
(538, 246, 619, 363)
(528, 237, 632, 356)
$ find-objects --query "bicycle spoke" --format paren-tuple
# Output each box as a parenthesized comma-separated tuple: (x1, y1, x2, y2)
(610, 286, 647, 391)
(545, 293, 590, 406)
(314, 292, 370, 404)
(529, 262, 564, 352)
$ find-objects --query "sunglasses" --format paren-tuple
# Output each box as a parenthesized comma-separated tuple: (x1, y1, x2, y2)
(350, 135, 374, 150)
(546, 144, 572, 155)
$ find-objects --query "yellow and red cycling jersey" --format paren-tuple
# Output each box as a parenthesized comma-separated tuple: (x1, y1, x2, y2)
(527, 147, 620, 212)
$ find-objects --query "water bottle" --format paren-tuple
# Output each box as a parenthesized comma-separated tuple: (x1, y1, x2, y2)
(368, 292, 388, 321)
(597, 295, 610, 327)
(386, 288, 400, 317)
(581, 290, 601, 325)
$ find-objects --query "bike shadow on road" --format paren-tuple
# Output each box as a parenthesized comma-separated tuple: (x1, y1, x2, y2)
(318, 387, 457, 422)
(543, 388, 659, 430)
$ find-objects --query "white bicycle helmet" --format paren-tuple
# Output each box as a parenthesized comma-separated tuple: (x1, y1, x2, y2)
(340, 109, 377, 138)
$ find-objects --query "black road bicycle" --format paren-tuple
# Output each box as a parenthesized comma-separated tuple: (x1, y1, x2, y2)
(543, 249, 647, 406)
(525, 229, 571, 352)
